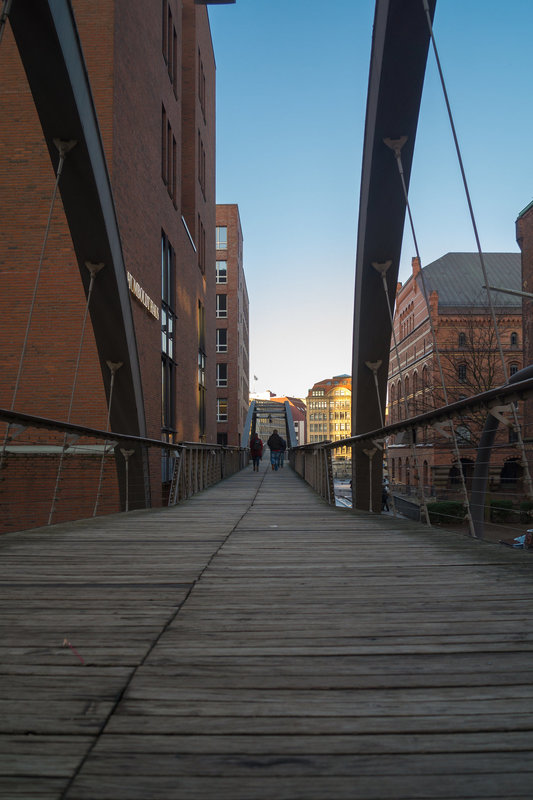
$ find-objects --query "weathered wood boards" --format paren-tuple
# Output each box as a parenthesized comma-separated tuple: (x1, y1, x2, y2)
(1, 462, 533, 798)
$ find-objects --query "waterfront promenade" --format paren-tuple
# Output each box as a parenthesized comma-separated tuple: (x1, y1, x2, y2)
(2, 461, 533, 798)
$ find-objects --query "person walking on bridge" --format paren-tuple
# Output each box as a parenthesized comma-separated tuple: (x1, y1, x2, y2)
(267, 429, 285, 471)
(249, 432, 263, 472)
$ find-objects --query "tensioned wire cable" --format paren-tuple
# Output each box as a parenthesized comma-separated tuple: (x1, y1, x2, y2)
(421, 0, 533, 503)
(48, 264, 103, 525)
(93, 361, 121, 517)
(0, 142, 74, 471)
(365, 359, 399, 517)
(374, 263, 431, 526)
(384, 138, 476, 537)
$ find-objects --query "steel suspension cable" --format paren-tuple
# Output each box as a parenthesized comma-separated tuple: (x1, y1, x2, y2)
(48, 263, 103, 525)
(421, 0, 533, 503)
(0, 139, 76, 471)
(365, 359, 398, 517)
(384, 137, 476, 537)
(374, 262, 431, 526)
(93, 361, 122, 517)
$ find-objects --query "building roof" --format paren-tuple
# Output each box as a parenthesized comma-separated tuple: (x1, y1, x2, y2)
(308, 375, 352, 394)
(517, 200, 533, 220)
(418, 252, 522, 309)
(269, 396, 307, 419)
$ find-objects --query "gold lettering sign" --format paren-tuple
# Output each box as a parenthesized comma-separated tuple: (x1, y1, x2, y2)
(127, 272, 160, 320)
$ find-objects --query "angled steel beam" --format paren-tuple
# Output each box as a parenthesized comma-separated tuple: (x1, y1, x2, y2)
(8, 0, 150, 508)
(351, 0, 436, 511)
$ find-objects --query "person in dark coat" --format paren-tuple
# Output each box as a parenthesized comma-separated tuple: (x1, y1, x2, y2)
(249, 432, 263, 472)
(382, 482, 389, 512)
(267, 429, 285, 471)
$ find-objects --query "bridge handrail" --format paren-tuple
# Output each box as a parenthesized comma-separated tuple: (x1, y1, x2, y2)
(290, 372, 533, 525)
(0, 407, 243, 453)
(0, 407, 248, 533)
(291, 374, 533, 453)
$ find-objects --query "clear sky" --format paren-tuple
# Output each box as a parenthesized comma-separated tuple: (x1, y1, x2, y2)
(208, 0, 533, 400)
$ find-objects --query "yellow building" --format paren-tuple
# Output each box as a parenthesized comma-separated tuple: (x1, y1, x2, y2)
(306, 374, 351, 459)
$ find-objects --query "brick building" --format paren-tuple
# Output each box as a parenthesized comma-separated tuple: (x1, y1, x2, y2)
(387, 253, 524, 496)
(215, 204, 249, 446)
(0, 1, 229, 526)
(306, 375, 352, 458)
(516, 202, 533, 452)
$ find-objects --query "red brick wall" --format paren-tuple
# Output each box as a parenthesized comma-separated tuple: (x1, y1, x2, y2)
(216, 204, 249, 447)
(387, 258, 524, 492)
(0, 1, 220, 531)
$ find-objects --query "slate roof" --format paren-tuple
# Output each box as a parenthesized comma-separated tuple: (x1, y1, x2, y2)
(417, 252, 521, 309)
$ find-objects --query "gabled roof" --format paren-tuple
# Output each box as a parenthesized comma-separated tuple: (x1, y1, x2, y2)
(418, 252, 521, 308)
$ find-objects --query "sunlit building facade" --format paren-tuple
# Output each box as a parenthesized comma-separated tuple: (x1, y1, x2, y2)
(306, 375, 351, 458)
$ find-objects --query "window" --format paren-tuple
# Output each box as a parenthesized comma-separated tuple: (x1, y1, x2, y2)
(456, 424, 471, 444)
(217, 398, 228, 422)
(161, 105, 177, 205)
(216, 260, 227, 284)
(216, 226, 227, 250)
(198, 302, 206, 437)
(162, 1, 178, 96)
(458, 332, 466, 347)
(216, 294, 227, 318)
(161, 232, 176, 433)
(217, 363, 228, 387)
(198, 49, 206, 119)
(510, 362, 519, 376)
(198, 131, 206, 198)
(216, 328, 227, 353)
(198, 215, 205, 274)
(458, 363, 467, 383)
(511, 331, 518, 347)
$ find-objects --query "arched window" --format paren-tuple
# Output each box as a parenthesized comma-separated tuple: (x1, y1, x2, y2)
(458, 332, 466, 347)
(501, 458, 521, 486)
(423, 460, 429, 488)
(413, 372, 418, 412)
(509, 362, 519, 377)
(422, 365, 429, 393)
(510, 331, 518, 347)
(458, 363, 467, 383)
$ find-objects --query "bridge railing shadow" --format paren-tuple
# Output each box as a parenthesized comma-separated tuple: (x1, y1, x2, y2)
(290, 374, 533, 547)
(0, 408, 247, 535)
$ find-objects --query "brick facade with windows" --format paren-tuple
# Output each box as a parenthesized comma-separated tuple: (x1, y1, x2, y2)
(387, 253, 523, 497)
(215, 205, 249, 446)
(0, 0, 222, 528)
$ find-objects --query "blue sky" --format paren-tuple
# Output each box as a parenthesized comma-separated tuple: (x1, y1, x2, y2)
(209, 1, 533, 399)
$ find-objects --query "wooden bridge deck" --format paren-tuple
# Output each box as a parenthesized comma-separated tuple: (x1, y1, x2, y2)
(2, 461, 533, 799)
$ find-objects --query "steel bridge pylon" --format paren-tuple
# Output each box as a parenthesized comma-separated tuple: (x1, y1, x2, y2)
(351, 0, 437, 511)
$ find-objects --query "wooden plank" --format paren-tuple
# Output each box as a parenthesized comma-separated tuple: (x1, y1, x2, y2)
(2, 462, 533, 799)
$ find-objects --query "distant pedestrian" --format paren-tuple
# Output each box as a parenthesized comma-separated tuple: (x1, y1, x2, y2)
(249, 432, 263, 472)
(267, 429, 285, 471)
(279, 435, 287, 468)
(382, 482, 389, 512)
